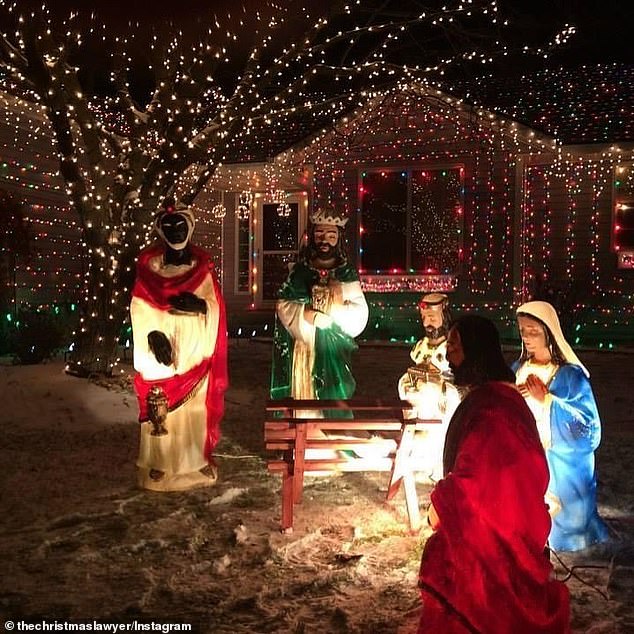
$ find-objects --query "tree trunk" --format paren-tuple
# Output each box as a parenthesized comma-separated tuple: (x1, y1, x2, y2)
(65, 239, 138, 377)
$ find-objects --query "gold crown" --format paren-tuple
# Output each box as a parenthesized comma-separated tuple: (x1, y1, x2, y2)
(310, 208, 349, 227)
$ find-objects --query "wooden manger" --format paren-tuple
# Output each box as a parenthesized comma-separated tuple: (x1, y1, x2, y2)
(265, 398, 441, 533)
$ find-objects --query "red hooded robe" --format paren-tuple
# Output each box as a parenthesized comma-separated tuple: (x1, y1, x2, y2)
(418, 382, 570, 634)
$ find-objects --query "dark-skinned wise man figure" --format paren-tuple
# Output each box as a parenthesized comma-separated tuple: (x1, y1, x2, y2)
(130, 198, 228, 491)
(270, 207, 368, 408)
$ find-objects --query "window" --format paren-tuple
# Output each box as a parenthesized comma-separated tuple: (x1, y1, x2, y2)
(261, 201, 300, 301)
(614, 164, 634, 269)
(360, 167, 463, 274)
(236, 214, 251, 293)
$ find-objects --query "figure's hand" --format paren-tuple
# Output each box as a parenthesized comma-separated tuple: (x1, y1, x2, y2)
(519, 373, 549, 402)
(313, 312, 333, 330)
(168, 292, 207, 314)
(148, 330, 173, 366)
(303, 307, 317, 325)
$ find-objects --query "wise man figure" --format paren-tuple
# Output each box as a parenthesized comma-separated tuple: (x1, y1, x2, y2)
(270, 207, 368, 406)
(130, 198, 228, 491)
(398, 293, 460, 480)
(408, 293, 452, 374)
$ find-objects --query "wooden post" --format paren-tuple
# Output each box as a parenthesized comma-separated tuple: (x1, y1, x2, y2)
(293, 422, 308, 503)
(386, 421, 421, 530)
(280, 459, 294, 533)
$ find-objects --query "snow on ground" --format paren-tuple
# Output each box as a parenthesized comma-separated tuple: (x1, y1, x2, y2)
(0, 340, 633, 633)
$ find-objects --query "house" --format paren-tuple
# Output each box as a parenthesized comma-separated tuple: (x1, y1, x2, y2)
(0, 90, 84, 313)
(209, 64, 634, 345)
(2, 64, 633, 345)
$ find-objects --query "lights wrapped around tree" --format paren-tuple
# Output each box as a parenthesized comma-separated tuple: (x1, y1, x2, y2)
(0, 0, 630, 371)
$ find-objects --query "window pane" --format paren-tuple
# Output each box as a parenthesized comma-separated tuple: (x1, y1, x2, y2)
(236, 216, 250, 292)
(262, 203, 299, 251)
(615, 206, 634, 248)
(262, 254, 295, 300)
(615, 164, 634, 250)
(361, 171, 407, 271)
(411, 168, 462, 273)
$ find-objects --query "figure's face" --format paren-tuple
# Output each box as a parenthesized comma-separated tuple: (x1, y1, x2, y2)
(445, 326, 465, 371)
(313, 224, 339, 257)
(159, 213, 190, 249)
(420, 306, 444, 331)
(517, 315, 549, 358)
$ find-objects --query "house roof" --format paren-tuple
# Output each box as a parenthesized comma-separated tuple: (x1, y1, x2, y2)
(222, 63, 633, 165)
(444, 63, 634, 146)
(3, 62, 630, 174)
(219, 91, 355, 165)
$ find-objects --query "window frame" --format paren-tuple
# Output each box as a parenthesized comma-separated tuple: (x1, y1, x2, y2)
(254, 191, 309, 307)
(234, 197, 252, 296)
(357, 163, 464, 283)
(613, 162, 634, 269)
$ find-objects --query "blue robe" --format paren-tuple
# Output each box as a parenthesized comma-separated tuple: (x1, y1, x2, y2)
(512, 361, 609, 552)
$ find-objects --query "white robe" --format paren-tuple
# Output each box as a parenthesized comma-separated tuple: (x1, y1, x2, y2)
(276, 279, 368, 401)
(397, 337, 460, 481)
(276, 278, 369, 459)
(131, 256, 220, 491)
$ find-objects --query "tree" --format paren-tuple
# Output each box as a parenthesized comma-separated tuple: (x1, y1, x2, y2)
(0, 0, 573, 376)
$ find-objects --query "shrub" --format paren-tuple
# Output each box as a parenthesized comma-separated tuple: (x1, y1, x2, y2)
(10, 309, 65, 364)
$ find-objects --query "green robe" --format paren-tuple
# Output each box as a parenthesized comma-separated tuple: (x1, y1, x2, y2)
(270, 261, 363, 403)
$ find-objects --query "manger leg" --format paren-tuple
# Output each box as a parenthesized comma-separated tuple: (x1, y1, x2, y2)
(386, 422, 416, 501)
(280, 465, 294, 533)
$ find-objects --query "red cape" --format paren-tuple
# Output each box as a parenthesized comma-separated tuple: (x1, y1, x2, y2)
(132, 244, 212, 310)
(132, 244, 228, 456)
(418, 382, 570, 634)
